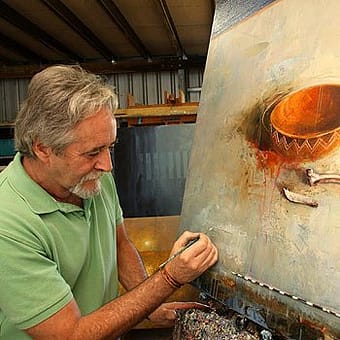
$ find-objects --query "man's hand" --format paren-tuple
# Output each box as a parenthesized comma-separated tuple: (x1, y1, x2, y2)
(165, 231, 218, 285)
(147, 302, 211, 327)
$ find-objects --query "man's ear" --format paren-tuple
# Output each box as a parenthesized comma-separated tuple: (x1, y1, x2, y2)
(32, 141, 52, 164)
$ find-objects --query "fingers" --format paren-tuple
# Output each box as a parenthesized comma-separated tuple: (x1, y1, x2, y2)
(171, 231, 200, 252)
(147, 303, 177, 327)
(179, 233, 218, 266)
(191, 238, 218, 267)
(173, 231, 215, 257)
(166, 231, 218, 284)
(150, 301, 212, 328)
(166, 301, 211, 311)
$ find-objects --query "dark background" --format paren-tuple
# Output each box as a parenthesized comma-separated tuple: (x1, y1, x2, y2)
(114, 124, 195, 217)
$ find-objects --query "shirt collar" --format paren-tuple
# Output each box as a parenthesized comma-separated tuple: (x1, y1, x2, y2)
(8, 153, 86, 214)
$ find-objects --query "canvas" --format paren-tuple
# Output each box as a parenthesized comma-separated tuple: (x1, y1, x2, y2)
(179, 0, 340, 338)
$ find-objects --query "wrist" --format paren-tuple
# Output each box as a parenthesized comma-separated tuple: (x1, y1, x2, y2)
(159, 266, 183, 289)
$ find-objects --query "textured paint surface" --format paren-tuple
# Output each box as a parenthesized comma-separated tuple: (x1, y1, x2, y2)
(179, 0, 340, 336)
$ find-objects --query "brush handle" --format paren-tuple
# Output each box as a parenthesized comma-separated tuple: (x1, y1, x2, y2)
(159, 236, 200, 269)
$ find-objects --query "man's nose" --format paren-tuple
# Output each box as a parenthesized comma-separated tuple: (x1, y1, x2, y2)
(95, 148, 113, 172)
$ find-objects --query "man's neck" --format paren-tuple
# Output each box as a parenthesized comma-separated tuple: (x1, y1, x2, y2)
(22, 156, 83, 207)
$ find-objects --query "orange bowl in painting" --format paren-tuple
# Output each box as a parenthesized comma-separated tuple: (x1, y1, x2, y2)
(270, 84, 340, 161)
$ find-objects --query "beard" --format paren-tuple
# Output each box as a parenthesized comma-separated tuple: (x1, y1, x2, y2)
(69, 171, 103, 199)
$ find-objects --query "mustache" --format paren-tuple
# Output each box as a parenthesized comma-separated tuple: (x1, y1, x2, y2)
(79, 171, 104, 183)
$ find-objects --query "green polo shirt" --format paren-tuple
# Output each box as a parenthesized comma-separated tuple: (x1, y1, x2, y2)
(0, 153, 123, 339)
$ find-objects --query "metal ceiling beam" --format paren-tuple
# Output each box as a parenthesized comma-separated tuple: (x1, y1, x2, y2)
(0, 56, 206, 79)
(155, 0, 185, 58)
(98, 0, 151, 59)
(41, 0, 116, 62)
(0, 0, 79, 61)
(0, 32, 46, 63)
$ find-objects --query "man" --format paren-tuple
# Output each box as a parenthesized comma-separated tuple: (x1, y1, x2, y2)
(0, 65, 218, 339)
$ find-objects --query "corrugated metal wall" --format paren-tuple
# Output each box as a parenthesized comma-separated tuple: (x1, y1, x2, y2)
(0, 68, 204, 123)
(0, 78, 30, 123)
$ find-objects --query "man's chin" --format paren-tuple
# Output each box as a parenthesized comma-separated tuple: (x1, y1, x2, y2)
(69, 179, 102, 199)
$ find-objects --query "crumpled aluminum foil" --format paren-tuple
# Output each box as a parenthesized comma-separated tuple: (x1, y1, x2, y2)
(173, 309, 261, 340)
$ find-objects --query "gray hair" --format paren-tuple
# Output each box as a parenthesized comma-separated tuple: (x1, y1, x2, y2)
(15, 64, 118, 157)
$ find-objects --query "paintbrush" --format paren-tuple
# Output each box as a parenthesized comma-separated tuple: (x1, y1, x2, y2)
(159, 236, 200, 269)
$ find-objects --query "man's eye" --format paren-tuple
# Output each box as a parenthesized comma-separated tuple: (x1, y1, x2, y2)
(86, 150, 101, 157)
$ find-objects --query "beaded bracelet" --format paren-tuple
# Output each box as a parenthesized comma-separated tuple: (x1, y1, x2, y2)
(160, 266, 183, 289)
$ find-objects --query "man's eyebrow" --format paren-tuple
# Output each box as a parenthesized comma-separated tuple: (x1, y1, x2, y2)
(81, 139, 118, 155)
